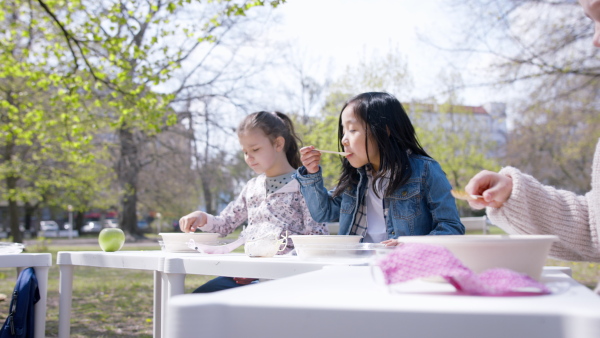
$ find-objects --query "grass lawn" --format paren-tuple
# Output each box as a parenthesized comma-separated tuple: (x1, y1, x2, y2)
(1, 229, 599, 337)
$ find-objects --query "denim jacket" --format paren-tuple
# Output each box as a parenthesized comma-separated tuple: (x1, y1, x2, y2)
(293, 154, 464, 239)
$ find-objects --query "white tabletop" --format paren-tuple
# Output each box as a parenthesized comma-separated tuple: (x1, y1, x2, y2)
(166, 266, 600, 338)
(57, 250, 166, 270)
(1, 253, 52, 267)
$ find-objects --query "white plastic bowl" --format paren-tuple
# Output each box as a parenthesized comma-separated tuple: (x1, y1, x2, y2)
(159, 232, 220, 253)
(289, 235, 362, 246)
(290, 235, 363, 261)
(0, 242, 25, 254)
(396, 235, 559, 280)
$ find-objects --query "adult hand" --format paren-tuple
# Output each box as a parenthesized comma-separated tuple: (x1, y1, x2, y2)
(299, 145, 322, 174)
(179, 211, 208, 233)
(233, 277, 257, 285)
(464, 170, 513, 210)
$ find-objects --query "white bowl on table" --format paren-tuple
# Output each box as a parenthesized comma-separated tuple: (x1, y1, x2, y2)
(290, 235, 364, 261)
(395, 234, 559, 280)
(289, 235, 362, 245)
(159, 232, 220, 253)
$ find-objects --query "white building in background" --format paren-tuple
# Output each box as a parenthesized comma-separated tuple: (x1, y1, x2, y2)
(406, 101, 508, 157)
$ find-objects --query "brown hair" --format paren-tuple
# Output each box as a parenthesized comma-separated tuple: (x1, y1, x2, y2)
(237, 111, 302, 168)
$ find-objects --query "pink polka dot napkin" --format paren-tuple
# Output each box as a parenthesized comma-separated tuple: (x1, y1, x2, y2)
(375, 243, 550, 296)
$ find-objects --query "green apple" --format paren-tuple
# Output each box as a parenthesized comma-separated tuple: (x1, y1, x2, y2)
(98, 228, 125, 252)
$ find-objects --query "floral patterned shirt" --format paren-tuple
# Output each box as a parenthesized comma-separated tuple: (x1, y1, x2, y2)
(203, 174, 329, 253)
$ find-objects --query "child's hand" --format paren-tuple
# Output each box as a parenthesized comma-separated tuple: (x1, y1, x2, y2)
(179, 211, 208, 233)
(233, 277, 257, 285)
(299, 145, 322, 174)
(381, 239, 400, 247)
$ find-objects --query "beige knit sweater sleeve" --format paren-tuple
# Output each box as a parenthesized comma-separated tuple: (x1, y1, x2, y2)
(487, 139, 600, 262)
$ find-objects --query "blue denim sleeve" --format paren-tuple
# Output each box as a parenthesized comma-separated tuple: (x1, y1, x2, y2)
(424, 161, 465, 235)
(293, 166, 342, 223)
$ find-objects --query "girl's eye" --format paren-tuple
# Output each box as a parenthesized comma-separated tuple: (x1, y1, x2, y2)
(252, 148, 259, 152)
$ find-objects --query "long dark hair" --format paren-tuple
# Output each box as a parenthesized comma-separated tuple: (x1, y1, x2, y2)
(237, 111, 302, 168)
(333, 92, 430, 198)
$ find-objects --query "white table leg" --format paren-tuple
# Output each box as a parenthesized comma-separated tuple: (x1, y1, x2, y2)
(162, 273, 185, 338)
(161, 272, 170, 338)
(33, 266, 49, 338)
(58, 265, 74, 338)
(153, 271, 162, 338)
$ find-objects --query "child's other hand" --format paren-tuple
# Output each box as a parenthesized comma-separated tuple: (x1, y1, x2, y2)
(179, 211, 208, 233)
(381, 239, 400, 247)
(233, 277, 257, 285)
(299, 145, 321, 174)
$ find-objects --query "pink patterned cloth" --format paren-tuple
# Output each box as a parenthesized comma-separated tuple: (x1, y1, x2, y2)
(375, 243, 550, 296)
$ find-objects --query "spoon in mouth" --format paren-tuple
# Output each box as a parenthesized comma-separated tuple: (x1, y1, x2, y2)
(315, 149, 352, 156)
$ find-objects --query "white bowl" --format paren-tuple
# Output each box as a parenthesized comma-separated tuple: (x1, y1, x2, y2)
(396, 235, 559, 280)
(289, 235, 362, 246)
(159, 232, 220, 253)
(0, 242, 25, 254)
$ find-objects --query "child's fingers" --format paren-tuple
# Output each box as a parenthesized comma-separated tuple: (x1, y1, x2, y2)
(299, 145, 315, 154)
(300, 149, 320, 161)
(303, 156, 321, 173)
(381, 239, 399, 247)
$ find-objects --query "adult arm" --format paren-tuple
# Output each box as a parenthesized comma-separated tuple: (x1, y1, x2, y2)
(487, 165, 600, 262)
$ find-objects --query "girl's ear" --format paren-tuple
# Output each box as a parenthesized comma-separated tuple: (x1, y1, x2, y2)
(275, 136, 285, 152)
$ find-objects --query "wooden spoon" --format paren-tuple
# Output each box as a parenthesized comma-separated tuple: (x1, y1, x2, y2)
(451, 189, 483, 201)
(315, 149, 352, 156)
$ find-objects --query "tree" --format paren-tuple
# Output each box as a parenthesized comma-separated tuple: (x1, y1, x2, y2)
(437, 0, 600, 193)
(0, 0, 287, 239)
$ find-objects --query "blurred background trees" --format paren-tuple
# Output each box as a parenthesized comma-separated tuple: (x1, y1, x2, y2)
(1, 0, 598, 241)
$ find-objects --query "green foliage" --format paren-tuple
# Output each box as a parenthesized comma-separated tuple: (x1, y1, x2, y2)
(411, 103, 501, 215)
(294, 114, 341, 190)
(0, 0, 285, 237)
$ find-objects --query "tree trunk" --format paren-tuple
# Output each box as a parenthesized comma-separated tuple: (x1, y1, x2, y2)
(75, 211, 84, 230)
(201, 174, 215, 215)
(117, 127, 142, 237)
(7, 176, 22, 243)
(24, 202, 37, 235)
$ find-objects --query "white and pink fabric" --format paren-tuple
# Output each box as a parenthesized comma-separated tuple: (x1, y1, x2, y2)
(375, 243, 550, 296)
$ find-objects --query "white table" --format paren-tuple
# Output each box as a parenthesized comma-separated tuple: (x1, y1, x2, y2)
(57, 251, 366, 338)
(166, 266, 600, 338)
(1, 253, 52, 338)
(57, 251, 166, 338)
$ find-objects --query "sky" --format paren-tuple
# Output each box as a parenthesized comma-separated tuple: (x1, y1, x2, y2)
(270, 0, 489, 106)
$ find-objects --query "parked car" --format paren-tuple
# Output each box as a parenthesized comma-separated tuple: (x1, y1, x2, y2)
(103, 219, 118, 228)
(81, 221, 103, 233)
(40, 220, 59, 232)
(137, 220, 149, 232)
